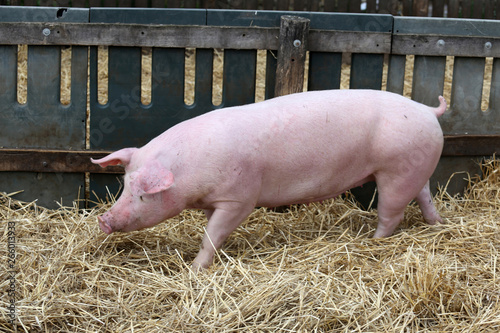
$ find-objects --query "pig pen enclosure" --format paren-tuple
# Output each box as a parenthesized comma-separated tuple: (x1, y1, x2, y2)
(1, 5, 500, 332)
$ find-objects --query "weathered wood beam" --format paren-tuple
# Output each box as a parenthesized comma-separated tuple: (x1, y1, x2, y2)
(0, 22, 390, 53)
(275, 15, 310, 97)
(0, 136, 498, 174)
(392, 34, 500, 57)
(441, 135, 500, 157)
(0, 149, 123, 174)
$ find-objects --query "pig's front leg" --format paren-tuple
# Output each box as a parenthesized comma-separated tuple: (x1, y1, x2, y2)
(192, 203, 255, 271)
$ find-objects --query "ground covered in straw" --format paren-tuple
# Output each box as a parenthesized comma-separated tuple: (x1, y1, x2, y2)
(1, 159, 499, 332)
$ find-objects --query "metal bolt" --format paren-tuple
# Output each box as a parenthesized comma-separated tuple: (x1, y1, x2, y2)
(42, 28, 51, 37)
(485, 42, 492, 50)
(42, 161, 48, 167)
(437, 39, 445, 47)
(293, 39, 301, 47)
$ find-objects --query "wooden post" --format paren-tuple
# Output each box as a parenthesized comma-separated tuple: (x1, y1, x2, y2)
(274, 15, 310, 97)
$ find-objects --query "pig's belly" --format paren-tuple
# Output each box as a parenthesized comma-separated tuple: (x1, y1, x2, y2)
(255, 173, 376, 207)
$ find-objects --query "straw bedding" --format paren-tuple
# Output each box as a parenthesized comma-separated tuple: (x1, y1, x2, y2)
(5, 46, 499, 332)
(1, 158, 499, 332)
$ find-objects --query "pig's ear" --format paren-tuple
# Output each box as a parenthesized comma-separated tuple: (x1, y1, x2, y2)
(91, 148, 138, 168)
(130, 160, 175, 196)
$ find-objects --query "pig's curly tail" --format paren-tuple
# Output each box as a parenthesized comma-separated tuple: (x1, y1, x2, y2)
(434, 96, 447, 118)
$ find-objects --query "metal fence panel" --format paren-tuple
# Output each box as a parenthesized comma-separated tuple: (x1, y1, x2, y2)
(0, 7, 88, 208)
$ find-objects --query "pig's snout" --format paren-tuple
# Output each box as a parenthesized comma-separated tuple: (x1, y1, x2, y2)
(97, 215, 113, 234)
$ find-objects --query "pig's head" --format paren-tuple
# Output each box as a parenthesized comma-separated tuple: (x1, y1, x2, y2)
(91, 148, 181, 234)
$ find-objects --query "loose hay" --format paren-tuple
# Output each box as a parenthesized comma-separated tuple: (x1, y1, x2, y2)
(1, 159, 500, 332)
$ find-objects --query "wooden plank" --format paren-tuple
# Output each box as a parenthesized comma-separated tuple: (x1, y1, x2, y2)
(184, 0, 198, 8)
(441, 135, 500, 156)
(293, 0, 306, 11)
(412, 0, 429, 16)
(274, 15, 310, 97)
(392, 34, 500, 57)
(245, 0, 259, 9)
(201, 0, 217, 8)
(89, 0, 102, 7)
(484, 0, 494, 19)
(310, 0, 320, 11)
(337, 0, 348, 12)
(72, 0, 87, 7)
(118, 0, 133, 6)
(432, 0, 445, 17)
(308, 30, 391, 53)
(448, 0, 460, 17)
(323, 0, 336, 11)
(384, 0, 399, 14)
(2, 136, 498, 175)
(152, 0, 165, 7)
(350, 0, 362, 13)
(462, 0, 472, 17)
(265, 0, 278, 10)
(0, 22, 391, 54)
(473, 0, 483, 18)
(0, 22, 279, 49)
(366, 0, 377, 13)
(402, 0, 412, 15)
(167, 0, 182, 7)
(0, 150, 123, 174)
(229, 0, 246, 9)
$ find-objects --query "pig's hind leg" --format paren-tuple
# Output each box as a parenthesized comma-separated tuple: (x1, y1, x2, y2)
(373, 177, 441, 238)
(192, 203, 255, 270)
(372, 172, 428, 238)
(415, 180, 442, 225)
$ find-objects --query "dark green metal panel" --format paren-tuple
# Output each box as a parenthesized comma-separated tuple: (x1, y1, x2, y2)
(0, 7, 88, 208)
(192, 48, 215, 109)
(207, 9, 393, 31)
(386, 55, 406, 95)
(445, 57, 488, 135)
(222, 49, 257, 107)
(0, 45, 17, 105)
(394, 17, 500, 37)
(411, 56, 446, 107)
(265, 50, 277, 100)
(350, 54, 385, 90)
(489, 58, 500, 115)
(308, 52, 342, 91)
(0, 6, 88, 22)
(89, 8, 206, 25)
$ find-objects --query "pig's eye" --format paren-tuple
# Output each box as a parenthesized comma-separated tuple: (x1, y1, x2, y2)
(139, 196, 144, 202)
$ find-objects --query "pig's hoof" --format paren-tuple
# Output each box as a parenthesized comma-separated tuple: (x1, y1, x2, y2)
(424, 215, 443, 226)
(191, 261, 208, 273)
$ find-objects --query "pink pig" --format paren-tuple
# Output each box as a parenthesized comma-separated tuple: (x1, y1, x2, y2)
(92, 89, 446, 269)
